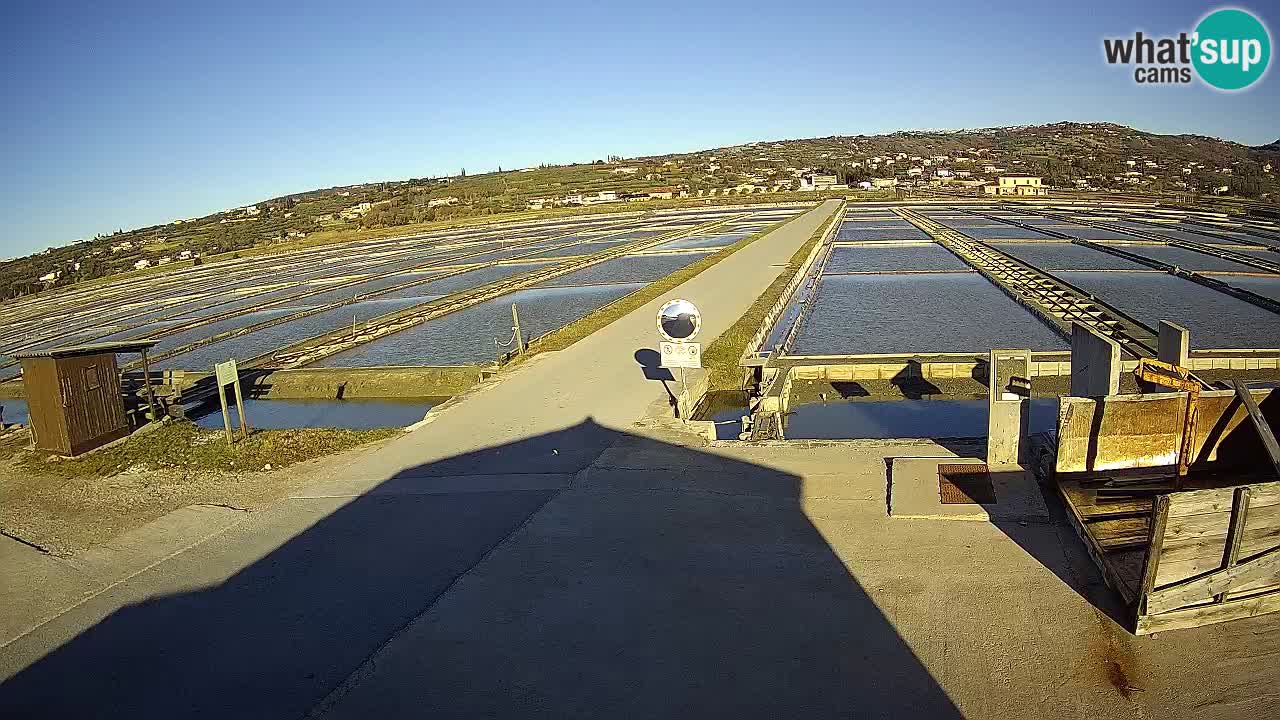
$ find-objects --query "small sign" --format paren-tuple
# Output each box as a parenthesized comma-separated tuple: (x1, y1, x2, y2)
(660, 341, 702, 369)
(212, 358, 249, 444)
(214, 358, 239, 387)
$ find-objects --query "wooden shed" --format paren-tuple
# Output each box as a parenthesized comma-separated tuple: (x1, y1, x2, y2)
(15, 340, 158, 456)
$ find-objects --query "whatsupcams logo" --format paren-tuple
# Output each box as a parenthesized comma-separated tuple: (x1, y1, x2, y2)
(1103, 7, 1271, 90)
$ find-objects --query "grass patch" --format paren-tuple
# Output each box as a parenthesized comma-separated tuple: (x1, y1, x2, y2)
(2, 420, 400, 552)
(17, 420, 397, 479)
(519, 215, 800, 357)
(701, 210, 838, 391)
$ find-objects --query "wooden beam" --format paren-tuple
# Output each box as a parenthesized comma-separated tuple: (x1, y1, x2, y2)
(1215, 487, 1253, 604)
(1147, 544, 1280, 615)
(1137, 589, 1280, 635)
(1232, 380, 1280, 478)
(1137, 495, 1171, 620)
(138, 348, 158, 423)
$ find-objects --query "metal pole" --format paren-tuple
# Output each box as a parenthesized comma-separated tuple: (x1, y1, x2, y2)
(678, 366, 688, 420)
(139, 348, 158, 422)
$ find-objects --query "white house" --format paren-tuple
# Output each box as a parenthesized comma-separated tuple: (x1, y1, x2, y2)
(799, 174, 839, 191)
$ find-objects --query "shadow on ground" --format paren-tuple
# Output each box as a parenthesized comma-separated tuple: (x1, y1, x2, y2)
(0, 420, 962, 718)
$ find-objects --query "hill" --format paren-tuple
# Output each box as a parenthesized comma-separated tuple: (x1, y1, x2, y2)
(4, 121, 1278, 300)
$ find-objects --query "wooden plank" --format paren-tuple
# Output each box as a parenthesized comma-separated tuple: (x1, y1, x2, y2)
(1055, 392, 1268, 475)
(1088, 516, 1152, 549)
(1060, 479, 1155, 519)
(1155, 530, 1280, 586)
(1217, 487, 1252, 603)
(1146, 545, 1280, 614)
(1233, 379, 1280, 478)
(1164, 501, 1280, 544)
(1137, 588, 1280, 635)
(1166, 482, 1280, 519)
(1057, 479, 1139, 604)
(1137, 495, 1171, 616)
(1108, 550, 1147, 603)
(1161, 522, 1280, 564)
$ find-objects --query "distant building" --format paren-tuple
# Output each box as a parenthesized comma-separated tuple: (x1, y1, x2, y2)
(427, 197, 459, 208)
(133, 259, 151, 270)
(871, 178, 898, 188)
(798, 173, 838, 191)
(983, 175, 1047, 196)
(583, 191, 619, 205)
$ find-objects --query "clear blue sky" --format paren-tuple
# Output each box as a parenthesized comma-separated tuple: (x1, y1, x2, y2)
(2, 0, 1276, 256)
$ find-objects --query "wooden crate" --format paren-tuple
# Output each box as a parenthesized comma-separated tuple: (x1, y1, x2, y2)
(1045, 388, 1280, 633)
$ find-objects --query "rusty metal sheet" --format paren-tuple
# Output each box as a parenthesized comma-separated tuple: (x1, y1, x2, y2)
(939, 463, 996, 504)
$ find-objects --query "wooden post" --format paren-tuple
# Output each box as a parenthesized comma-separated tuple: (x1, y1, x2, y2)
(219, 385, 234, 445)
(511, 303, 524, 354)
(1215, 487, 1252, 604)
(139, 348, 159, 422)
(1233, 380, 1280, 478)
(232, 375, 249, 440)
(1136, 495, 1171, 621)
(1175, 388, 1199, 490)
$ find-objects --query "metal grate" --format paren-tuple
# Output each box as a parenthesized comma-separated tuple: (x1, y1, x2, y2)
(938, 463, 996, 504)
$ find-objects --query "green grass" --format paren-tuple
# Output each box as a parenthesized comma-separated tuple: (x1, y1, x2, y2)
(519, 216, 801, 357)
(17, 420, 398, 479)
(701, 210, 838, 391)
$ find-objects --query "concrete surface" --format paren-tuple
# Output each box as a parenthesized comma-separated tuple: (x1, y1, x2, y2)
(1, 504, 250, 645)
(987, 349, 1031, 466)
(889, 456, 1049, 521)
(1158, 320, 1191, 367)
(4, 199, 1280, 718)
(1070, 322, 1121, 397)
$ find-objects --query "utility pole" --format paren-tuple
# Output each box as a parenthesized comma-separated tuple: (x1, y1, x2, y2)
(511, 303, 524, 354)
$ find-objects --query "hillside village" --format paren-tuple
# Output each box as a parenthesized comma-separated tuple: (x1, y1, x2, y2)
(4, 122, 1278, 300)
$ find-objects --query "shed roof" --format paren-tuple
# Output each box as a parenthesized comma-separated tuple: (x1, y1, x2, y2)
(14, 340, 159, 360)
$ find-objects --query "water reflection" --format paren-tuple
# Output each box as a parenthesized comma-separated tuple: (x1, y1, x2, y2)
(785, 397, 1058, 440)
(193, 397, 442, 430)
